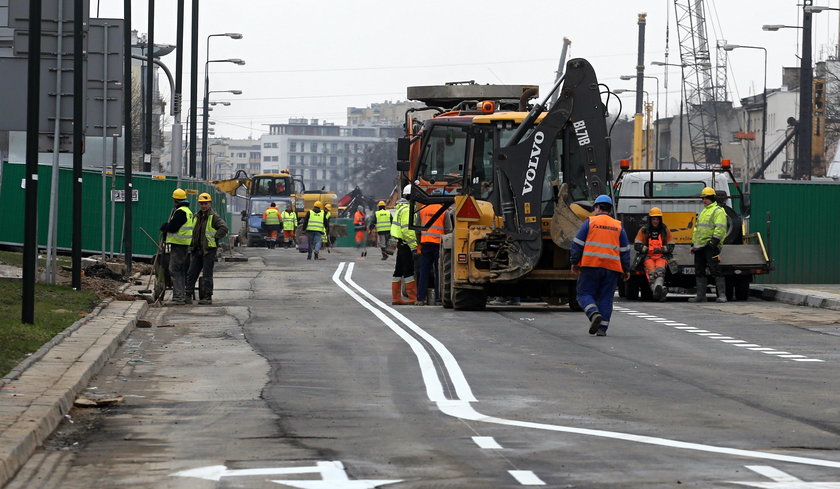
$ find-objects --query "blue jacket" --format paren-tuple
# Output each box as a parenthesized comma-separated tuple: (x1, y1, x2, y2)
(570, 215, 632, 272)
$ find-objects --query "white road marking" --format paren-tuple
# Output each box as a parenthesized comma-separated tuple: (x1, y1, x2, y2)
(726, 464, 840, 487)
(749, 347, 775, 351)
(696, 333, 723, 336)
(509, 470, 546, 485)
(762, 351, 791, 355)
(721, 340, 747, 343)
(675, 326, 696, 329)
(793, 359, 825, 362)
(734, 344, 761, 348)
(334, 264, 840, 469)
(685, 329, 710, 332)
(172, 461, 402, 488)
(472, 436, 503, 449)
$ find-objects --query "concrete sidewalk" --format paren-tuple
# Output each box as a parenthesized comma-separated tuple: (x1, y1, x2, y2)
(751, 284, 840, 311)
(0, 298, 148, 487)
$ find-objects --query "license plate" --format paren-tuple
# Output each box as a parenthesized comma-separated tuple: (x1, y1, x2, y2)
(681, 267, 695, 275)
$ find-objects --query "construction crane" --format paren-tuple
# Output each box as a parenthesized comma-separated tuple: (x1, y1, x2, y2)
(674, 0, 723, 166)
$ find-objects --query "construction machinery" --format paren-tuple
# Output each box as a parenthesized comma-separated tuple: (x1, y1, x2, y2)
(614, 160, 772, 301)
(399, 59, 613, 310)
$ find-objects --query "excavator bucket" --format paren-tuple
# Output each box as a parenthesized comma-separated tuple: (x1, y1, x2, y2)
(550, 183, 587, 249)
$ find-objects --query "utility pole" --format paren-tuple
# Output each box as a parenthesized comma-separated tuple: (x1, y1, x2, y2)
(144, 0, 154, 172)
(633, 13, 647, 169)
(173, 0, 185, 178)
(797, 0, 814, 180)
(123, 0, 133, 274)
(189, 0, 199, 177)
(72, 0, 84, 290)
(22, 0, 42, 324)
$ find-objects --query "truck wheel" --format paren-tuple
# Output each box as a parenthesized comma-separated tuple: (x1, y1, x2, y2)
(734, 276, 751, 301)
(440, 248, 453, 309)
(626, 278, 640, 301)
(453, 288, 486, 311)
(639, 277, 654, 301)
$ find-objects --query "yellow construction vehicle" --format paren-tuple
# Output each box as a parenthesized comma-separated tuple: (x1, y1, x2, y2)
(399, 59, 614, 310)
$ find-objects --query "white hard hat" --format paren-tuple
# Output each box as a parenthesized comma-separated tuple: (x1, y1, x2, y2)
(402, 184, 411, 196)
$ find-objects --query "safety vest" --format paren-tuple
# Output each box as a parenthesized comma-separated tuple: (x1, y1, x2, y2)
(306, 210, 325, 233)
(646, 232, 663, 260)
(375, 209, 391, 232)
(205, 216, 218, 248)
(354, 211, 366, 231)
(264, 207, 281, 225)
(282, 210, 297, 230)
(390, 203, 406, 239)
(419, 204, 445, 244)
(580, 214, 624, 273)
(166, 206, 195, 246)
(692, 202, 728, 247)
(396, 204, 417, 249)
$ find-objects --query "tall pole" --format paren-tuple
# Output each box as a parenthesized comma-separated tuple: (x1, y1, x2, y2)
(123, 0, 133, 275)
(633, 13, 647, 169)
(144, 0, 154, 172)
(172, 0, 185, 177)
(758, 48, 767, 195)
(22, 0, 42, 324)
(797, 0, 814, 180)
(201, 52, 210, 179)
(189, 0, 199, 177)
(72, 0, 84, 290)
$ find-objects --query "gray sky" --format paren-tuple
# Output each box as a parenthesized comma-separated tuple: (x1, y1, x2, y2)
(95, 0, 838, 140)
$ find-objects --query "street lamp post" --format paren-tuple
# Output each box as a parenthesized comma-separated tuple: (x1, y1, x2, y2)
(201, 33, 243, 179)
(723, 44, 767, 193)
(622, 74, 660, 167)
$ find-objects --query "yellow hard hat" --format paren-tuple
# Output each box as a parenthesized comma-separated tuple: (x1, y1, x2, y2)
(701, 187, 716, 197)
(314, 201, 323, 208)
(326, 203, 333, 209)
(198, 192, 212, 202)
(172, 188, 187, 200)
(648, 207, 663, 217)
(378, 200, 386, 207)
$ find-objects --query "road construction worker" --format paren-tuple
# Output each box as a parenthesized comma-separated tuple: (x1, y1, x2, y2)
(374, 201, 392, 260)
(322, 203, 333, 251)
(634, 207, 675, 301)
(301, 201, 326, 260)
(390, 185, 417, 305)
(261, 202, 282, 249)
(186, 192, 228, 305)
(570, 195, 631, 336)
(415, 203, 446, 306)
(281, 203, 298, 248)
(160, 188, 196, 305)
(354, 206, 367, 258)
(690, 186, 729, 303)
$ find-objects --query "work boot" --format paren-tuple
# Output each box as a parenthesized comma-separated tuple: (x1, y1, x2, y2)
(652, 276, 665, 301)
(588, 312, 603, 335)
(688, 277, 707, 303)
(391, 281, 409, 305)
(314, 252, 319, 260)
(198, 298, 212, 305)
(405, 279, 418, 303)
(715, 276, 728, 303)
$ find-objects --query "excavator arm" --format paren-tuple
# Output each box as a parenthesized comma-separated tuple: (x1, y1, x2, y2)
(210, 169, 251, 196)
(492, 58, 610, 280)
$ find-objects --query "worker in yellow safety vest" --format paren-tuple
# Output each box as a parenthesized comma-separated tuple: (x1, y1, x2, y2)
(262, 202, 282, 249)
(281, 203, 298, 249)
(302, 201, 326, 260)
(689, 186, 730, 303)
(389, 185, 417, 305)
(186, 192, 228, 305)
(160, 188, 196, 305)
(374, 200, 392, 261)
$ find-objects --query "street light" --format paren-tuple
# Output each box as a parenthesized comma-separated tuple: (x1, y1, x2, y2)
(761, 24, 801, 31)
(723, 44, 767, 193)
(210, 101, 231, 106)
(622, 74, 661, 167)
(201, 33, 243, 179)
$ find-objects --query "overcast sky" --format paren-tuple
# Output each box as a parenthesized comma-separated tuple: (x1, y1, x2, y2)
(95, 0, 839, 140)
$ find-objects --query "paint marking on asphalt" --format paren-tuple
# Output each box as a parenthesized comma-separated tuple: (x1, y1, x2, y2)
(734, 344, 761, 348)
(335, 264, 840, 469)
(793, 359, 825, 362)
(762, 351, 791, 355)
(685, 329, 710, 332)
(509, 470, 546, 485)
(472, 436, 503, 449)
(675, 326, 696, 329)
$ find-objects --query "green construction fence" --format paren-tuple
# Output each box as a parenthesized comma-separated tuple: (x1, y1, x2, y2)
(0, 161, 231, 258)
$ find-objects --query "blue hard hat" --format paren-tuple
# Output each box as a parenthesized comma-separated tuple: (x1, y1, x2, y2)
(594, 194, 613, 206)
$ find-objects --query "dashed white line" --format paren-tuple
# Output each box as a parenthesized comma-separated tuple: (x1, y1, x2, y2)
(472, 436, 503, 449)
(509, 470, 546, 486)
(734, 344, 761, 348)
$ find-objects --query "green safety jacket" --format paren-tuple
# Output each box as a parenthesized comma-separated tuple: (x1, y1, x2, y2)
(393, 203, 417, 250)
(205, 218, 218, 248)
(375, 209, 392, 232)
(282, 210, 298, 231)
(166, 207, 195, 246)
(692, 201, 728, 248)
(306, 210, 325, 233)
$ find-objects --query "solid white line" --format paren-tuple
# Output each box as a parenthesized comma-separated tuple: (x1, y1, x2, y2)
(334, 264, 840, 469)
(777, 355, 806, 358)
(509, 470, 546, 485)
(743, 465, 803, 482)
(793, 359, 825, 362)
(472, 436, 503, 449)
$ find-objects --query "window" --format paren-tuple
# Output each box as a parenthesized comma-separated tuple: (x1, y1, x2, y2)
(263, 156, 271, 162)
(644, 181, 706, 198)
(271, 156, 279, 162)
(263, 143, 271, 148)
(418, 125, 468, 187)
(289, 142, 297, 152)
(470, 128, 494, 200)
(310, 142, 318, 152)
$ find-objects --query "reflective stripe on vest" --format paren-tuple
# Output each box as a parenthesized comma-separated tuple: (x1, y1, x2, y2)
(282, 211, 297, 230)
(419, 204, 445, 244)
(375, 209, 391, 232)
(264, 207, 281, 225)
(580, 214, 623, 272)
(166, 207, 195, 245)
(306, 210, 325, 232)
(205, 217, 218, 248)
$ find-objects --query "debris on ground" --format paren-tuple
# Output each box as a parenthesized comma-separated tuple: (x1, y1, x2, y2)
(82, 262, 126, 281)
(73, 395, 124, 408)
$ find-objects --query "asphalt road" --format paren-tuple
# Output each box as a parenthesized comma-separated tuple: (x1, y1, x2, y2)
(7, 247, 840, 488)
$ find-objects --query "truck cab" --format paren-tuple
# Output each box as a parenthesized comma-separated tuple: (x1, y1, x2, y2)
(241, 173, 296, 247)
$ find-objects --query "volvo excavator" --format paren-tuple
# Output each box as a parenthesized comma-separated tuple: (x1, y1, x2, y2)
(399, 58, 614, 310)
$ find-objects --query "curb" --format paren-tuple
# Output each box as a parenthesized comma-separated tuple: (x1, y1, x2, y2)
(0, 276, 149, 488)
(750, 285, 840, 311)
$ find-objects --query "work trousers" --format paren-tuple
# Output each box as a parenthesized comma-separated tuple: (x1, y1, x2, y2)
(643, 257, 668, 283)
(694, 245, 721, 278)
(417, 242, 440, 303)
(306, 231, 323, 259)
(186, 247, 217, 300)
(378, 232, 390, 249)
(576, 267, 620, 331)
(168, 244, 189, 302)
(392, 241, 415, 279)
